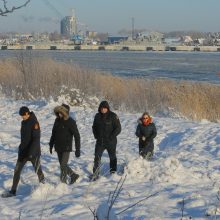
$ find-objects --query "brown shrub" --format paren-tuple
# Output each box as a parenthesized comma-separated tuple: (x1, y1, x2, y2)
(0, 56, 219, 121)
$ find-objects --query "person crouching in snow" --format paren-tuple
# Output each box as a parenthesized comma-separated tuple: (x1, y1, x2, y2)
(49, 104, 80, 184)
(135, 112, 157, 159)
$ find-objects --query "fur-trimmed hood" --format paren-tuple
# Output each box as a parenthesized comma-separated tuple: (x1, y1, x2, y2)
(54, 105, 69, 120)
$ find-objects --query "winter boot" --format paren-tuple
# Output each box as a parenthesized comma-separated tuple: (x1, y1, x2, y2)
(1, 190, 16, 198)
(39, 178, 46, 184)
(69, 173, 79, 184)
(146, 152, 153, 160)
(110, 158, 117, 174)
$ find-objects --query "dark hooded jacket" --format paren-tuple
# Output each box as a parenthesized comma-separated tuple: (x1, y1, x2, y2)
(18, 112, 41, 161)
(49, 105, 80, 153)
(92, 101, 121, 148)
(135, 118, 157, 150)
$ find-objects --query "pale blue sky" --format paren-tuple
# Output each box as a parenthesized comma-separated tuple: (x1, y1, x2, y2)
(0, 0, 220, 33)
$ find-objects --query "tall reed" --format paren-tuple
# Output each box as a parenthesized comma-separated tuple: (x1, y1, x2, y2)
(0, 55, 219, 121)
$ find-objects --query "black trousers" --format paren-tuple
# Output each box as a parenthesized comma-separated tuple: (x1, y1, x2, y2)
(93, 143, 117, 175)
(57, 152, 76, 183)
(11, 156, 44, 192)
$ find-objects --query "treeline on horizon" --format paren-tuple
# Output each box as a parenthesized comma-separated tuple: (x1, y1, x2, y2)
(163, 31, 213, 38)
(0, 53, 219, 122)
(117, 29, 217, 39)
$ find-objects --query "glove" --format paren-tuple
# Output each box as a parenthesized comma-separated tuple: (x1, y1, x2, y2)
(75, 150, 80, 158)
(141, 136, 146, 141)
(49, 145, 53, 154)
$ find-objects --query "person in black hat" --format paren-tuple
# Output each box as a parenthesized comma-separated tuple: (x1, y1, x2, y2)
(2, 106, 45, 198)
(49, 104, 81, 184)
(90, 101, 121, 181)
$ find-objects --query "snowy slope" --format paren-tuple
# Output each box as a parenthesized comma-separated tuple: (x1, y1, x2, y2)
(0, 93, 220, 220)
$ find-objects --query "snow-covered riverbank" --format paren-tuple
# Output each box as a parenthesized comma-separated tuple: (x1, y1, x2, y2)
(0, 94, 220, 219)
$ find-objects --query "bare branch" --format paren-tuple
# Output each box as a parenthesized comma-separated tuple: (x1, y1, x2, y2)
(87, 206, 97, 220)
(0, 0, 31, 16)
(116, 191, 160, 216)
(180, 197, 185, 219)
(107, 175, 127, 218)
(217, 189, 220, 201)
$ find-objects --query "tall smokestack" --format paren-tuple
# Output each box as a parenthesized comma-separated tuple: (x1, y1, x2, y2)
(132, 17, 134, 40)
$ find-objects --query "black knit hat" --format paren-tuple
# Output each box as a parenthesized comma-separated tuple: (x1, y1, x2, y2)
(19, 106, 30, 116)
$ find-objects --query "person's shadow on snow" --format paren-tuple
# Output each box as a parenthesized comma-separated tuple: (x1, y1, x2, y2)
(158, 132, 185, 151)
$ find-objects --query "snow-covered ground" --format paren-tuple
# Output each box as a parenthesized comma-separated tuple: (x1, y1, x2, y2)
(0, 93, 220, 220)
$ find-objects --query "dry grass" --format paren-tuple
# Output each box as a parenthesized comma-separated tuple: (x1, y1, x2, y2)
(0, 55, 219, 121)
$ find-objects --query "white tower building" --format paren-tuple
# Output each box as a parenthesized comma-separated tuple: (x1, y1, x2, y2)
(60, 11, 77, 38)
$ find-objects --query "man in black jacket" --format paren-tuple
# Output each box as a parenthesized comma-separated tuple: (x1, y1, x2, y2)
(91, 101, 121, 180)
(2, 106, 45, 198)
(49, 104, 80, 184)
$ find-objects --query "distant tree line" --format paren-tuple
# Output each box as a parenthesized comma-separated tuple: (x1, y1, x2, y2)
(163, 31, 208, 39)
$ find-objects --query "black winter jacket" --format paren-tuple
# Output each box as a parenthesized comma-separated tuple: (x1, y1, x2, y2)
(18, 112, 41, 161)
(92, 102, 121, 148)
(135, 121, 157, 149)
(49, 117, 80, 152)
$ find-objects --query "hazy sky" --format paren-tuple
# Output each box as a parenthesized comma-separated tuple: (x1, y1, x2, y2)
(0, 0, 220, 33)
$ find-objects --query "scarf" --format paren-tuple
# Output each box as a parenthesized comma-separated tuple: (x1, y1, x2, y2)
(142, 117, 152, 126)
